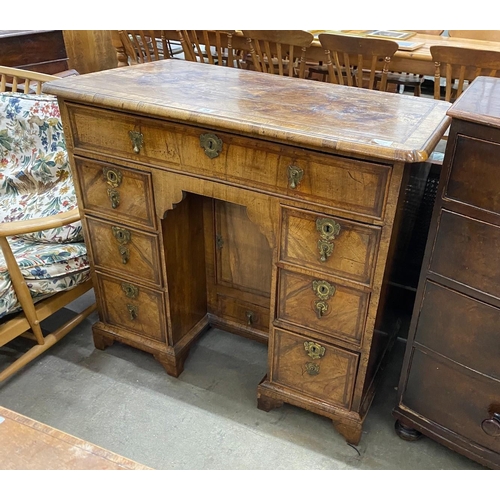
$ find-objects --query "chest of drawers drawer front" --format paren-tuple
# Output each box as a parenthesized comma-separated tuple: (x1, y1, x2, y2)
(403, 347, 500, 454)
(86, 218, 162, 286)
(280, 207, 380, 286)
(68, 105, 390, 219)
(217, 295, 270, 334)
(74, 157, 156, 230)
(271, 328, 358, 409)
(446, 134, 500, 216)
(430, 210, 500, 299)
(415, 281, 500, 380)
(277, 269, 369, 345)
(96, 273, 167, 343)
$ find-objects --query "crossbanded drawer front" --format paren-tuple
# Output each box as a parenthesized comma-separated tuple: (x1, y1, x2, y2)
(86, 218, 162, 286)
(415, 281, 500, 380)
(403, 347, 500, 454)
(280, 207, 380, 286)
(430, 210, 500, 299)
(271, 328, 358, 409)
(217, 295, 270, 334)
(276, 269, 369, 346)
(74, 157, 156, 230)
(96, 273, 167, 343)
(68, 104, 390, 219)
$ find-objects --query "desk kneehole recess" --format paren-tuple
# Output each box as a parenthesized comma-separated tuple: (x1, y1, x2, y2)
(45, 59, 450, 445)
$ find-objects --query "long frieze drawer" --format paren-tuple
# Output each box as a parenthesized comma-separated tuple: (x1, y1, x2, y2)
(270, 328, 358, 409)
(217, 295, 270, 333)
(96, 273, 167, 344)
(74, 157, 156, 230)
(280, 207, 380, 286)
(415, 281, 500, 380)
(86, 218, 162, 286)
(403, 347, 500, 454)
(67, 104, 390, 219)
(276, 269, 369, 345)
(430, 210, 500, 298)
(445, 134, 500, 216)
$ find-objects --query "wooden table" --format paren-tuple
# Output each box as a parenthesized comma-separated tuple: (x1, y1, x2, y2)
(0, 406, 151, 469)
(112, 31, 500, 78)
(45, 59, 450, 445)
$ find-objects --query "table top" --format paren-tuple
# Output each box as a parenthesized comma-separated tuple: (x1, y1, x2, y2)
(0, 406, 151, 470)
(44, 59, 450, 163)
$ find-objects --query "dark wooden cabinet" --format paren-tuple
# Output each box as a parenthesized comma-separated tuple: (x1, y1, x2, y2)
(394, 76, 500, 470)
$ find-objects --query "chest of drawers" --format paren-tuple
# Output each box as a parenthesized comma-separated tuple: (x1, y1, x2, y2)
(45, 59, 449, 444)
(393, 77, 500, 469)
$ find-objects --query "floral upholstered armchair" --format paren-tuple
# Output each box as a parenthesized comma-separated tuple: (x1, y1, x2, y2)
(0, 66, 96, 383)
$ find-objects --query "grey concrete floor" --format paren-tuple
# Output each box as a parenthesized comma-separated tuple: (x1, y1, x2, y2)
(0, 290, 486, 470)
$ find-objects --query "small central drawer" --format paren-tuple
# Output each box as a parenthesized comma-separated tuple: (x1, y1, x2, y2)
(67, 104, 390, 219)
(86, 217, 162, 286)
(276, 269, 369, 346)
(270, 328, 358, 409)
(280, 207, 380, 286)
(74, 157, 156, 230)
(96, 273, 167, 344)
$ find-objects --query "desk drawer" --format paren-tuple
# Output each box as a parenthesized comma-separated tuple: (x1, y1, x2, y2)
(86, 217, 162, 286)
(217, 295, 270, 333)
(96, 273, 167, 343)
(68, 104, 390, 219)
(276, 269, 369, 346)
(403, 347, 500, 454)
(270, 328, 358, 409)
(74, 157, 156, 230)
(430, 210, 500, 299)
(280, 207, 380, 286)
(415, 281, 500, 380)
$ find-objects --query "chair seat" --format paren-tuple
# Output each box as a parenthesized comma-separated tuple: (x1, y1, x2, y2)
(0, 237, 90, 319)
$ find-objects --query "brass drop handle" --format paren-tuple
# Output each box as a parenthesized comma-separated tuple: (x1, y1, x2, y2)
(118, 246, 130, 265)
(112, 226, 131, 265)
(127, 304, 138, 321)
(316, 218, 341, 262)
(107, 188, 120, 209)
(288, 165, 303, 189)
(200, 133, 223, 159)
(129, 130, 144, 154)
(315, 301, 328, 318)
(305, 362, 320, 376)
(246, 311, 254, 326)
(481, 413, 500, 437)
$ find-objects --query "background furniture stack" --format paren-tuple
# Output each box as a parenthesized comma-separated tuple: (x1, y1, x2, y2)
(394, 76, 500, 470)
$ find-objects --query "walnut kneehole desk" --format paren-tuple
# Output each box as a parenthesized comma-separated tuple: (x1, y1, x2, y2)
(45, 59, 450, 445)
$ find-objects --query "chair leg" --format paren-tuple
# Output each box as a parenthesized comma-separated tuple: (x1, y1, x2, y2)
(0, 302, 97, 383)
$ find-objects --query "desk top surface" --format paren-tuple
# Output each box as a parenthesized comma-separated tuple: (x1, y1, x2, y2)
(45, 59, 451, 163)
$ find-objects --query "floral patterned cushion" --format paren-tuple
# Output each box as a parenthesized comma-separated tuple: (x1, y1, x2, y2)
(0, 236, 91, 319)
(0, 92, 82, 243)
(0, 92, 91, 319)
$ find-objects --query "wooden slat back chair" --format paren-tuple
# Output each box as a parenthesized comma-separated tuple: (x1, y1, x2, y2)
(318, 33, 399, 91)
(430, 45, 500, 102)
(0, 66, 59, 94)
(448, 30, 500, 42)
(178, 30, 243, 68)
(242, 30, 314, 78)
(0, 66, 96, 383)
(117, 30, 178, 65)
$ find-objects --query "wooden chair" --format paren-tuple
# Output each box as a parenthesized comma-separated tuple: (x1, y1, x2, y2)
(318, 33, 399, 91)
(0, 66, 96, 383)
(242, 30, 314, 78)
(448, 30, 500, 42)
(116, 30, 182, 65)
(178, 30, 244, 68)
(430, 45, 500, 102)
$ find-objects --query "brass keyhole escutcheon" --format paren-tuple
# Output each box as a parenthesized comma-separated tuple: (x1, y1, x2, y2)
(305, 362, 320, 376)
(121, 283, 139, 299)
(200, 133, 223, 159)
(288, 165, 303, 189)
(316, 218, 341, 262)
(312, 280, 335, 301)
(129, 130, 144, 154)
(304, 341, 325, 359)
(112, 227, 131, 265)
(103, 167, 123, 188)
